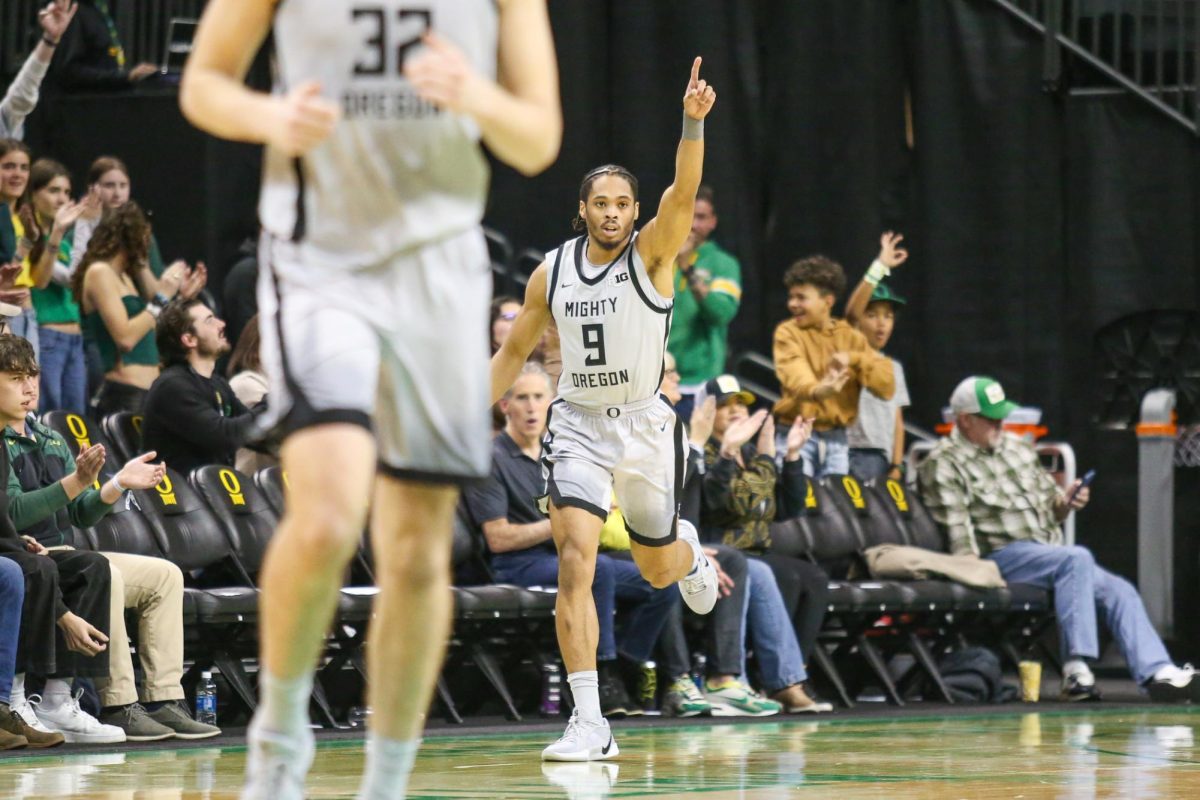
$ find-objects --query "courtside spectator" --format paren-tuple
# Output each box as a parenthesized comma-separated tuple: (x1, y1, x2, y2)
(462, 362, 677, 717)
(0, 555, 64, 747)
(490, 296, 521, 354)
(142, 300, 262, 475)
(49, 0, 158, 91)
(0, 1, 78, 140)
(0, 334, 219, 739)
(844, 232, 910, 482)
(72, 203, 204, 415)
(1, 140, 40, 354)
(919, 376, 1200, 703)
(227, 315, 275, 474)
(772, 255, 894, 477)
(21, 159, 94, 413)
(702, 375, 832, 687)
(668, 186, 742, 419)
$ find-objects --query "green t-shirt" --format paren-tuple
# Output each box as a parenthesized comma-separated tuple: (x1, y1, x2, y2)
(667, 239, 742, 385)
(30, 236, 82, 326)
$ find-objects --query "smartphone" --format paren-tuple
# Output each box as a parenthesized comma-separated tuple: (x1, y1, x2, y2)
(1067, 469, 1096, 503)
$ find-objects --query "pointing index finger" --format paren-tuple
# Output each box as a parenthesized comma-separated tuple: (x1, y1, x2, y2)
(689, 56, 702, 87)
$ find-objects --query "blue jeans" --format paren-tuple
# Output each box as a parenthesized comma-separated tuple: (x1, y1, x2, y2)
(10, 307, 39, 363)
(778, 427, 849, 479)
(740, 558, 807, 692)
(0, 558, 25, 703)
(849, 448, 889, 483)
(988, 541, 1173, 686)
(38, 327, 89, 415)
(493, 550, 678, 662)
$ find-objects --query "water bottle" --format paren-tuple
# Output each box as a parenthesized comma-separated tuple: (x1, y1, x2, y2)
(691, 653, 707, 693)
(195, 671, 218, 725)
(540, 663, 562, 717)
(637, 660, 659, 713)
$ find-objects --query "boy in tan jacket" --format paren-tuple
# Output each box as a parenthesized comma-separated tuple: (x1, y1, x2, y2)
(772, 254, 895, 477)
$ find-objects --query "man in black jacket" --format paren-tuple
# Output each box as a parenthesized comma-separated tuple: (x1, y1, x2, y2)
(141, 299, 262, 475)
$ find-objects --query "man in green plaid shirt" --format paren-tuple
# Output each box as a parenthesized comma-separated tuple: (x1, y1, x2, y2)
(919, 376, 1197, 703)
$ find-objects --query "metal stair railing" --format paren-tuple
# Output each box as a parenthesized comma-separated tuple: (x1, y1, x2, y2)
(987, 0, 1200, 133)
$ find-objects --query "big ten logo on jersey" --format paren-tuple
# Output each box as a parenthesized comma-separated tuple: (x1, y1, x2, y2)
(840, 476, 866, 510)
(156, 474, 177, 507)
(345, 7, 440, 120)
(609, 269, 630, 287)
(219, 469, 246, 506)
(885, 479, 910, 513)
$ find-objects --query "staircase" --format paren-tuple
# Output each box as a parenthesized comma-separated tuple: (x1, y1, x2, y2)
(990, 0, 1200, 133)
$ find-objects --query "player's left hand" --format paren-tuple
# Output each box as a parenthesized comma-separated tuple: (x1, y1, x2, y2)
(683, 57, 716, 120)
(404, 31, 486, 116)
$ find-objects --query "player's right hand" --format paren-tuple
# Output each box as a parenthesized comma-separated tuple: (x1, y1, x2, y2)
(268, 81, 341, 157)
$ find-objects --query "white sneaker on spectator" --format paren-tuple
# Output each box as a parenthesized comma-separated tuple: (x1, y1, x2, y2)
(542, 711, 618, 762)
(240, 716, 314, 800)
(11, 694, 55, 733)
(675, 520, 717, 614)
(32, 691, 126, 744)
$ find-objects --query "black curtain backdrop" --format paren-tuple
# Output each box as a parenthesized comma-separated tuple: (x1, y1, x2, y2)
(21, 0, 1200, 639)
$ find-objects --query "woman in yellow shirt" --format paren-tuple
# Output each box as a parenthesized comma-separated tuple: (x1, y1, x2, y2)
(0, 138, 42, 356)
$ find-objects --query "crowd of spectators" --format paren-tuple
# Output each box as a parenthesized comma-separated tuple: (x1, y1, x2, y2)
(0, 1, 1193, 747)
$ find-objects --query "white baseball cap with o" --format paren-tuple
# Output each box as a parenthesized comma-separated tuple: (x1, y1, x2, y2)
(949, 376, 1019, 421)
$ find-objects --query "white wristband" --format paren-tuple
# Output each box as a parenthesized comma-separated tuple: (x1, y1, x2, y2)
(111, 473, 126, 493)
(145, 302, 162, 320)
(864, 259, 890, 287)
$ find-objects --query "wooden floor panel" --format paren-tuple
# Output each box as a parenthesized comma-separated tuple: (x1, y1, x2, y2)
(0, 707, 1197, 798)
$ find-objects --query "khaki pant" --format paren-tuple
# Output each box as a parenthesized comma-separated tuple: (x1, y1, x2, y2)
(94, 552, 186, 707)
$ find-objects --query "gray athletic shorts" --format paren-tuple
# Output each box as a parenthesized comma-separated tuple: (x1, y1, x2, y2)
(258, 228, 491, 484)
(542, 395, 685, 546)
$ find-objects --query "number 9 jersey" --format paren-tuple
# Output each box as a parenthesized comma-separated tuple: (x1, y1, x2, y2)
(260, 0, 498, 270)
(546, 233, 674, 410)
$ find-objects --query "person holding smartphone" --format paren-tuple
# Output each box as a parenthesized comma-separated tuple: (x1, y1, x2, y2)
(919, 376, 1199, 703)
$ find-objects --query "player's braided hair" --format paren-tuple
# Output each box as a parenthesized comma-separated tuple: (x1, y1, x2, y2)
(573, 164, 638, 232)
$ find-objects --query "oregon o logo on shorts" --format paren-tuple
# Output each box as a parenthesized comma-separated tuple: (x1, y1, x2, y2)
(886, 480, 909, 512)
(220, 469, 246, 506)
(841, 476, 865, 509)
(156, 474, 177, 506)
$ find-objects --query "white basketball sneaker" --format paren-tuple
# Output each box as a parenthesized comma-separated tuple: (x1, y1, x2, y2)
(541, 711, 619, 762)
(675, 519, 718, 614)
(240, 716, 315, 800)
(31, 690, 125, 744)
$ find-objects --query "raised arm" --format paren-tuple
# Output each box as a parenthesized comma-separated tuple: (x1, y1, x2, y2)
(635, 58, 717, 287)
(845, 231, 907, 325)
(490, 264, 552, 404)
(82, 265, 157, 352)
(404, 0, 561, 175)
(180, 0, 340, 154)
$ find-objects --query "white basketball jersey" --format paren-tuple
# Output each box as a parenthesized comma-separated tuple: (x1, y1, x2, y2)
(260, 0, 498, 269)
(547, 234, 674, 409)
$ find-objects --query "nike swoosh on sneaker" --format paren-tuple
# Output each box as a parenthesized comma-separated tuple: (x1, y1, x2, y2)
(601, 736, 614, 756)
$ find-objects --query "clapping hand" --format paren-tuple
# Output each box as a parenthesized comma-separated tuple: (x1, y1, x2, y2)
(73, 443, 106, 487)
(785, 417, 815, 462)
(688, 396, 717, 446)
(116, 452, 167, 491)
(179, 262, 208, 300)
(720, 409, 768, 462)
(756, 413, 776, 458)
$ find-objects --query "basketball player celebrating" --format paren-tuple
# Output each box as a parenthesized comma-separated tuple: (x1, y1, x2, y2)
(180, 2, 560, 798)
(493, 57, 718, 762)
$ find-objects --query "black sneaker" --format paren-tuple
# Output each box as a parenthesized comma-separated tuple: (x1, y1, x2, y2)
(598, 667, 634, 718)
(1060, 674, 1102, 702)
(1147, 664, 1198, 703)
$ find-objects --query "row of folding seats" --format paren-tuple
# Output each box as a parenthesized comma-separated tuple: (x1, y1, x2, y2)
(41, 410, 559, 724)
(764, 475, 1053, 704)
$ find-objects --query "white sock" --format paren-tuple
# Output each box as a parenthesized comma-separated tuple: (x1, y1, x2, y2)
(8, 673, 24, 707)
(1063, 659, 1094, 684)
(42, 678, 73, 708)
(356, 734, 419, 800)
(568, 671, 602, 722)
(1153, 664, 1194, 686)
(676, 520, 705, 574)
(258, 670, 314, 736)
